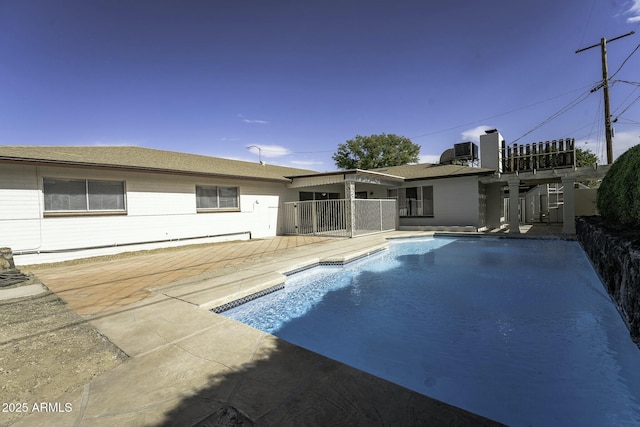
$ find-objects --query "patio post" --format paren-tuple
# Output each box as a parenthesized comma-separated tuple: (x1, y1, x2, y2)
(484, 183, 503, 230)
(561, 177, 576, 234)
(345, 180, 356, 238)
(508, 179, 521, 233)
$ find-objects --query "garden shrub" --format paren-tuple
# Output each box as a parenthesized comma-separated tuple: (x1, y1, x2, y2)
(597, 144, 640, 227)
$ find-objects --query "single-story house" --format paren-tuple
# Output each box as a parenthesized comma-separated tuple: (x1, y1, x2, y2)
(0, 133, 607, 264)
(0, 145, 498, 264)
(0, 146, 318, 264)
(371, 163, 495, 230)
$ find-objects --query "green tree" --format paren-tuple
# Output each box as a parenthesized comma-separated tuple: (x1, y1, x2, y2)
(597, 144, 640, 227)
(332, 133, 421, 169)
(575, 147, 599, 167)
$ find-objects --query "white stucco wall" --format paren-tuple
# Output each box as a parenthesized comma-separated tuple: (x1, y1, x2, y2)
(0, 163, 296, 263)
(525, 185, 546, 223)
(575, 188, 598, 216)
(482, 182, 504, 229)
(398, 175, 482, 228)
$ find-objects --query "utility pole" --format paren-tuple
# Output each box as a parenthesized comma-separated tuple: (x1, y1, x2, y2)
(576, 31, 635, 164)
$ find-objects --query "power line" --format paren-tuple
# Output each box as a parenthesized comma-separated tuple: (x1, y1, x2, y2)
(614, 80, 640, 86)
(609, 42, 640, 80)
(510, 89, 594, 144)
(576, 30, 636, 163)
(612, 84, 640, 115)
(573, 97, 605, 161)
(409, 83, 596, 140)
(616, 118, 640, 125)
(567, 105, 602, 138)
(577, 0, 597, 50)
(614, 93, 640, 121)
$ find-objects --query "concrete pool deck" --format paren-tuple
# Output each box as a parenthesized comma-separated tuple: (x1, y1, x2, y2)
(11, 231, 534, 426)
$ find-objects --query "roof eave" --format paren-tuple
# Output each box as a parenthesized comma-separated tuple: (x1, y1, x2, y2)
(0, 156, 293, 183)
(286, 168, 404, 182)
(403, 169, 496, 181)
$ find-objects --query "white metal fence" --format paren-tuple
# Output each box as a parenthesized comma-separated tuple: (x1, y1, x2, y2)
(283, 199, 396, 237)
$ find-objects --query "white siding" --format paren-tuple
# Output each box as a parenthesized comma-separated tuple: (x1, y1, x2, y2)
(0, 164, 41, 219)
(0, 164, 43, 250)
(1, 165, 293, 259)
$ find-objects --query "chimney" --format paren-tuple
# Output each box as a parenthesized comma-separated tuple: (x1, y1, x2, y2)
(480, 129, 503, 172)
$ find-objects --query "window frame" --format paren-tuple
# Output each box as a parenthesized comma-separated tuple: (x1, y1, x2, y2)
(422, 185, 434, 217)
(43, 178, 127, 216)
(196, 185, 240, 212)
(399, 185, 434, 217)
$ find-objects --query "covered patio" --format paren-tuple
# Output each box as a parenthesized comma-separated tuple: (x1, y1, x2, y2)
(479, 162, 610, 235)
(283, 169, 404, 237)
(478, 131, 610, 235)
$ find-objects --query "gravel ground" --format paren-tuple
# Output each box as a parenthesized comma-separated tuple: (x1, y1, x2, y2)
(0, 241, 265, 426)
(0, 284, 128, 426)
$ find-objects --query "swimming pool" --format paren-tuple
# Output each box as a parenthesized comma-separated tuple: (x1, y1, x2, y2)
(222, 237, 640, 426)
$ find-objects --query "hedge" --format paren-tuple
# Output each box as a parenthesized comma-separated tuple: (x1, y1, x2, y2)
(597, 144, 640, 227)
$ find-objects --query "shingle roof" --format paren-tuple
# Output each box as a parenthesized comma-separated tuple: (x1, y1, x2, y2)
(371, 163, 495, 180)
(0, 146, 497, 183)
(0, 146, 317, 182)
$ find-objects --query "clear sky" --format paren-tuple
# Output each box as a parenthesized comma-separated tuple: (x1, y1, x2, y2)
(1, 0, 639, 171)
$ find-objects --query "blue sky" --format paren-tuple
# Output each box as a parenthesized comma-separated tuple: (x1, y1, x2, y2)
(1, 1, 639, 171)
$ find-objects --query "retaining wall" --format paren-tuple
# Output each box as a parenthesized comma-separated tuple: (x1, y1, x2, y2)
(576, 216, 640, 343)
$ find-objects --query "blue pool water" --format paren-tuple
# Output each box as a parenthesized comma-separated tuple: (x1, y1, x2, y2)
(222, 237, 640, 426)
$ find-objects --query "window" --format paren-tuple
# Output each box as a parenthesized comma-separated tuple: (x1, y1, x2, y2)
(422, 186, 434, 216)
(196, 186, 239, 210)
(43, 178, 126, 213)
(400, 186, 434, 217)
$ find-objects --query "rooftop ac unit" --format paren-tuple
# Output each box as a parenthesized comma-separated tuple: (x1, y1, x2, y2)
(453, 142, 478, 160)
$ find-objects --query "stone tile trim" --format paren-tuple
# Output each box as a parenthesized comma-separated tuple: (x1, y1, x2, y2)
(211, 246, 388, 314)
(211, 283, 285, 313)
(283, 263, 320, 276)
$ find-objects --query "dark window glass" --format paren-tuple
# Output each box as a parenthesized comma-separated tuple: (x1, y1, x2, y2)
(197, 186, 239, 209)
(196, 186, 219, 209)
(88, 181, 125, 210)
(219, 187, 238, 208)
(44, 179, 87, 211)
(43, 178, 125, 212)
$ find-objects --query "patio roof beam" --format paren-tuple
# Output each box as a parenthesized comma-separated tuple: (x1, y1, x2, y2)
(288, 170, 403, 189)
(479, 165, 610, 185)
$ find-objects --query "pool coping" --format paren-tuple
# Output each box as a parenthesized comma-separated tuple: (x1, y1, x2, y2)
(432, 231, 578, 240)
(14, 231, 507, 427)
(210, 243, 390, 314)
(150, 240, 391, 312)
(208, 231, 577, 315)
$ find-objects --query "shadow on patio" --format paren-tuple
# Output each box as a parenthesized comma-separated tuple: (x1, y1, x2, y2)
(155, 329, 504, 427)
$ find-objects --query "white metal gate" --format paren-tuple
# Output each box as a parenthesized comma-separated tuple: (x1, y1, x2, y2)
(283, 199, 396, 237)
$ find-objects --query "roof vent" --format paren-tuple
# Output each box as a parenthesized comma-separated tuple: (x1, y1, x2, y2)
(439, 148, 455, 164)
